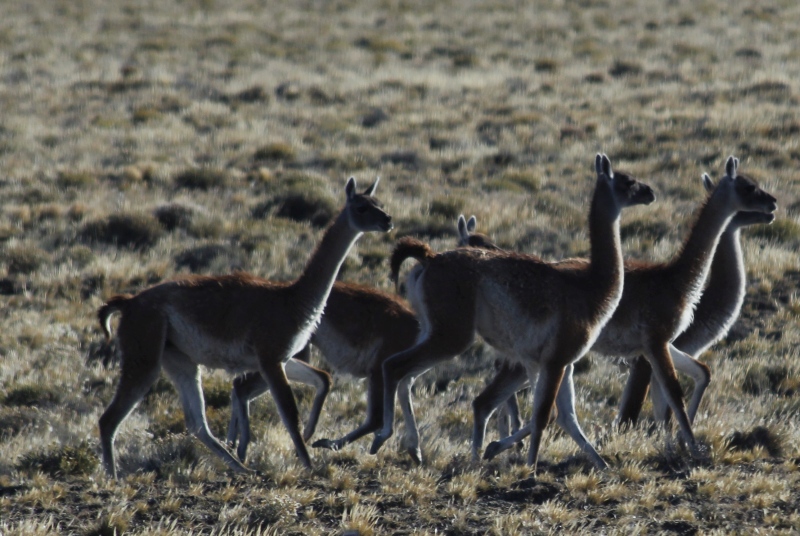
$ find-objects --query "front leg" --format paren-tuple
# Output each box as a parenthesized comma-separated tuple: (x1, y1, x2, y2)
(260, 359, 312, 469)
(227, 372, 268, 462)
(646, 342, 696, 451)
(284, 358, 332, 442)
(472, 361, 528, 461)
(553, 364, 607, 469)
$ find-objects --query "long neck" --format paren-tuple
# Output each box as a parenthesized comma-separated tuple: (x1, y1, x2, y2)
(673, 225, 745, 354)
(669, 193, 735, 300)
(291, 211, 361, 319)
(703, 226, 746, 307)
(588, 185, 624, 300)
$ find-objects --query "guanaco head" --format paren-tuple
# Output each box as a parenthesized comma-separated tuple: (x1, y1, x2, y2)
(595, 153, 657, 209)
(712, 156, 778, 216)
(345, 177, 394, 232)
(456, 214, 501, 250)
(702, 172, 776, 228)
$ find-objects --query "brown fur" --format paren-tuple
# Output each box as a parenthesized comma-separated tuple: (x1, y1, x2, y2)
(372, 155, 656, 471)
(95, 177, 393, 478)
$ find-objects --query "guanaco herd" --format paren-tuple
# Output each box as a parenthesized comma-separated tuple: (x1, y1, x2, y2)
(96, 154, 777, 479)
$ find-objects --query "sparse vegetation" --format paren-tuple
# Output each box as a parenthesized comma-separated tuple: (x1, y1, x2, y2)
(0, 0, 799, 534)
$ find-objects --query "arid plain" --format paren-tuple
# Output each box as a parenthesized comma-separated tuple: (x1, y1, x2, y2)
(1, 1, 799, 534)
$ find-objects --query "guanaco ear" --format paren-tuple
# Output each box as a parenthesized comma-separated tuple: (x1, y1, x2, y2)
(345, 177, 357, 200)
(467, 215, 477, 233)
(457, 215, 468, 239)
(362, 176, 380, 196)
(702, 173, 715, 193)
(725, 156, 737, 179)
(598, 153, 613, 178)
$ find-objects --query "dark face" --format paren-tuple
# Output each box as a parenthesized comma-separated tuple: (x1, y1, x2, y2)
(613, 170, 656, 207)
(348, 192, 394, 232)
(733, 174, 778, 215)
(731, 210, 775, 228)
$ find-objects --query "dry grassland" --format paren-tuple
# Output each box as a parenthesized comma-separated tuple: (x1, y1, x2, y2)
(1, 0, 799, 534)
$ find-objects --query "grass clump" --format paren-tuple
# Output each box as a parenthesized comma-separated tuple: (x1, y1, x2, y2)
(80, 213, 164, 250)
(727, 426, 783, 457)
(484, 170, 541, 193)
(173, 167, 228, 190)
(4, 245, 50, 274)
(253, 190, 337, 228)
(742, 364, 793, 396)
(153, 202, 195, 231)
(3, 384, 62, 407)
(17, 442, 98, 478)
(253, 141, 296, 163)
(57, 170, 96, 189)
(174, 244, 245, 272)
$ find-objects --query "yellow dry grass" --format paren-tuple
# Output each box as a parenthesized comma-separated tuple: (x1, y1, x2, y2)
(0, 0, 799, 534)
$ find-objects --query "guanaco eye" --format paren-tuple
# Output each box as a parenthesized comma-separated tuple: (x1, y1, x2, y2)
(356, 205, 368, 214)
(745, 184, 756, 193)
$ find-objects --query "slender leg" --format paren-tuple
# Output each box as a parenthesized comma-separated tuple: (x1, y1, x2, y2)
(162, 349, 249, 473)
(397, 376, 421, 463)
(227, 356, 330, 462)
(259, 358, 312, 468)
(472, 362, 528, 460)
(284, 358, 331, 442)
(99, 359, 161, 479)
(314, 365, 385, 451)
(526, 363, 566, 470)
(371, 335, 471, 456)
(616, 356, 652, 428)
(553, 364, 607, 469)
(99, 311, 166, 479)
(645, 342, 696, 449)
(227, 372, 267, 461)
(668, 344, 710, 424)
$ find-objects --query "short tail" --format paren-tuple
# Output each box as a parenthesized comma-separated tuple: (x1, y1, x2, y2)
(390, 237, 436, 293)
(98, 294, 133, 340)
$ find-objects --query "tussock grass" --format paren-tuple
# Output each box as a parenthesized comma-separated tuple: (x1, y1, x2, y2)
(0, 0, 798, 533)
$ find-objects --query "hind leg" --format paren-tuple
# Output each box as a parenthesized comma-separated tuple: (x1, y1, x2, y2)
(99, 361, 161, 479)
(162, 349, 249, 473)
(371, 334, 472, 456)
(616, 356, 652, 428)
(99, 310, 167, 479)
(554, 364, 607, 469)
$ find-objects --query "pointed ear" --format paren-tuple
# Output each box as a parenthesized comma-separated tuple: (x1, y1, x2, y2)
(702, 173, 715, 193)
(362, 176, 380, 196)
(595, 153, 603, 175)
(467, 215, 477, 233)
(345, 177, 356, 200)
(601, 154, 613, 178)
(725, 156, 737, 178)
(457, 215, 468, 239)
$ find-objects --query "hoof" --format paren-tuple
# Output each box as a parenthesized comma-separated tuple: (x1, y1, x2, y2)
(370, 434, 389, 455)
(483, 441, 504, 461)
(407, 447, 423, 464)
(311, 438, 338, 451)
